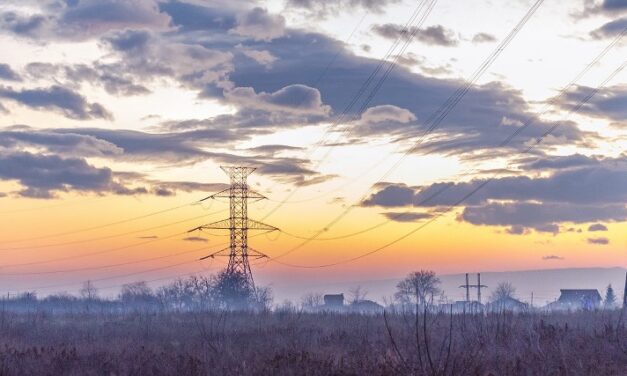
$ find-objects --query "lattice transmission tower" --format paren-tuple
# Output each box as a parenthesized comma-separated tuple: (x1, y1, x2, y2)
(190, 166, 277, 290)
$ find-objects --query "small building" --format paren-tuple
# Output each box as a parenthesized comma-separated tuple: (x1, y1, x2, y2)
(350, 299, 384, 314)
(487, 297, 528, 313)
(549, 289, 602, 310)
(323, 294, 344, 308)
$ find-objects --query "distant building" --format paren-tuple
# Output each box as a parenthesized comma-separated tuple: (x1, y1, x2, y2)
(487, 297, 528, 313)
(323, 294, 344, 308)
(548, 289, 602, 310)
(438, 301, 484, 314)
(350, 299, 384, 314)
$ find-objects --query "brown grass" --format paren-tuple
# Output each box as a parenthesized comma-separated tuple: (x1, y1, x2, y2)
(0, 309, 624, 375)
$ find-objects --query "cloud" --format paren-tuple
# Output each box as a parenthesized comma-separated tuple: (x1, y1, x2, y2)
(225, 84, 331, 116)
(0, 64, 21, 81)
(553, 84, 627, 122)
(373, 24, 458, 47)
(26, 62, 150, 96)
(0, 0, 172, 40)
(590, 17, 627, 39)
(0, 127, 123, 157)
(230, 7, 285, 41)
(588, 223, 608, 231)
(472, 32, 496, 43)
(587, 237, 609, 245)
(542, 255, 564, 260)
(580, 0, 627, 17)
(182, 236, 208, 243)
(0, 151, 121, 198)
(461, 202, 627, 228)
(362, 155, 627, 231)
(381, 211, 432, 222)
(238, 48, 278, 68)
(0, 85, 112, 120)
(285, 0, 402, 18)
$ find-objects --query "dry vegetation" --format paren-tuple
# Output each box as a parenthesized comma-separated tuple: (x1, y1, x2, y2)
(0, 309, 624, 375)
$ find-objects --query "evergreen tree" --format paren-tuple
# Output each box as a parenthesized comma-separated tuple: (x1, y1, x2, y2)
(604, 284, 616, 308)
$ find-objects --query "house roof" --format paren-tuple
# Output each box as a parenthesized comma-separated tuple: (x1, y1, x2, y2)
(558, 289, 602, 302)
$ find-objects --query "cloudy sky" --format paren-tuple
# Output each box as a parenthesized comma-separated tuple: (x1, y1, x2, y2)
(0, 0, 625, 296)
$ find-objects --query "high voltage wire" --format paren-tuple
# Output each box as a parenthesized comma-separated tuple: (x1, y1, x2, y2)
(267, 0, 545, 261)
(276, 25, 627, 245)
(260, 0, 437, 219)
(264, 58, 627, 269)
(0, 200, 200, 245)
(0, 210, 226, 251)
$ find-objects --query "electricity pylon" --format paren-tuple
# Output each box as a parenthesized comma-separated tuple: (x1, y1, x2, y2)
(459, 273, 488, 303)
(190, 166, 277, 290)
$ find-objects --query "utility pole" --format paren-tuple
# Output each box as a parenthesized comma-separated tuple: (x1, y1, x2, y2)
(623, 271, 626, 309)
(190, 166, 277, 291)
(459, 273, 488, 303)
(475, 273, 488, 304)
(460, 273, 471, 302)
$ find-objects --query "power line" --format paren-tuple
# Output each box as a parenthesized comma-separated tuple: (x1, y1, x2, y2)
(264, 58, 627, 269)
(0, 200, 201, 245)
(260, 0, 438, 219)
(276, 24, 626, 245)
(0, 210, 226, 251)
(267, 0, 545, 260)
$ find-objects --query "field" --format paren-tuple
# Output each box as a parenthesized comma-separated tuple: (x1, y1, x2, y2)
(0, 309, 624, 375)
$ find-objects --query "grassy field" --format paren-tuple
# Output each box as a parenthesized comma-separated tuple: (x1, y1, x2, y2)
(0, 309, 624, 375)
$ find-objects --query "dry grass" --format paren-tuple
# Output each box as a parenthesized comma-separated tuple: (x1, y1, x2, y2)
(0, 309, 624, 375)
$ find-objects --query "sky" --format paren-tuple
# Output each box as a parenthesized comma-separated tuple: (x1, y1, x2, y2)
(0, 0, 625, 299)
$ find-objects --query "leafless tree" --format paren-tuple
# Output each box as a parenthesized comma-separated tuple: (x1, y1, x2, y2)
(301, 292, 323, 309)
(395, 270, 441, 308)
(349, 286, 368, 304)
(490, 281, 516, 302)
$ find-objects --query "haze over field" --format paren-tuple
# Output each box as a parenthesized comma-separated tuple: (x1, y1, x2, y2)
(0, 0, 625, 298)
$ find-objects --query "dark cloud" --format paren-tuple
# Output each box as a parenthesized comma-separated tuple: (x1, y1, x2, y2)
(588, 223, 608, 231)
(381, 211, 432, 222)
(0, 85, 112, 120)
(590, 17, 627, 39)
(373, 24, 458, 47)
(461, 202, 627, 228)
(0, 0, 171, 40)
(230, 7, 285, 41)
(362, 155, 627, 231)
(286, 0, 402, 18)
(225, 84, 331, 116)
(554, 84, 627, 122)
(182, 236, 208, 243)
(0, 64, 21, 81)
(521, 153, 601, 170)
(542, 255, 564, 260)
(472, 32, 496, 43)
(0, 151, 121, 198)
(580, 0, 627, 17)
(25, 62, 150, 96)
(587, 237, 609, 245)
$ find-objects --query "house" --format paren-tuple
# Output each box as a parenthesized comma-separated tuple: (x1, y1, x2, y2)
(350, 299, 384, 314)
(487, 296, 529, 313)
(323, 294, 344, 309)
(548, 289, 602, 310)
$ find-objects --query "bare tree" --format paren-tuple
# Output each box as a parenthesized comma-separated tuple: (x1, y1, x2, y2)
(395, 270, 441, 307)
(300, 292, 323, 309)
(349, 286, 368, 304)
(80, 280, 98, 312)
(490, 281, 516, 302)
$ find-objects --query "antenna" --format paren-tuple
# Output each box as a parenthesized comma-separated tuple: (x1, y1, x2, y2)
(192, 166, 278, 291)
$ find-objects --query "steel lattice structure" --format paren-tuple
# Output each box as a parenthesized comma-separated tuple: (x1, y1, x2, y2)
(192, 166, 277, 290)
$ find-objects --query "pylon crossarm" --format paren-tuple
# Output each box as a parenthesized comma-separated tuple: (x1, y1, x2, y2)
(199, 188, 231, 201)
(248, 248, 269, 259)
(199, 247, 231, 260)
(248, 219, 279, 231)
(198, 219, 232, 230)
(246, 189, 267, 202)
